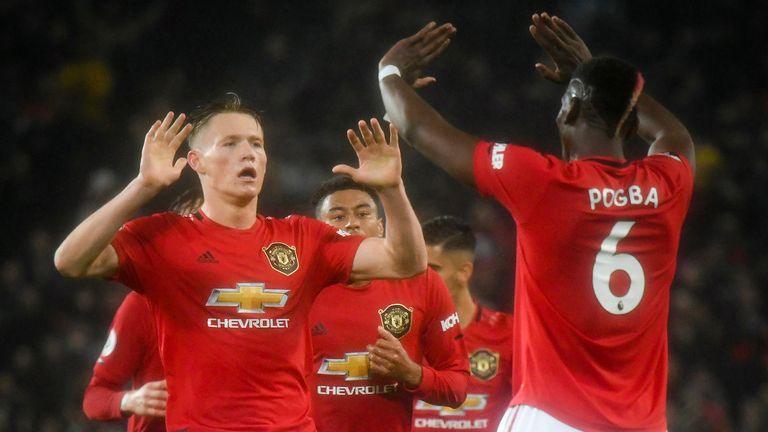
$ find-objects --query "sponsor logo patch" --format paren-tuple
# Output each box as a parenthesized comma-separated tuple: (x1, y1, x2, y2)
(318, 352, 370, 381)
(206, 282, 289, 313)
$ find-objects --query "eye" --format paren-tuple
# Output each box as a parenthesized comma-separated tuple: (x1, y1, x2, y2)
(223, 141, 235, 147)
(330, 215, 345, 222)
(251, 140, 263, 148)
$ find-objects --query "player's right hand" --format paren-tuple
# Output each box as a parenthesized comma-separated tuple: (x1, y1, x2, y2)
(138, 112, 193, 191)
(123, 379, 168, 417)
(379, 22, 456, 87)
(529, 12, 592, 84)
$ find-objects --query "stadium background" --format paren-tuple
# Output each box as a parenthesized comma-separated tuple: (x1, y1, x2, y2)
(1, 0, 766, 430)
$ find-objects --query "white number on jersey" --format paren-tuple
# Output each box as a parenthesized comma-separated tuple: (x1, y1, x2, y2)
(592, 221, 645, 315)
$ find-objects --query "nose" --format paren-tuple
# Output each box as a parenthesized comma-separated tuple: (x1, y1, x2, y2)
(345, 216, 360, 232)
(240, 142, 256, 161)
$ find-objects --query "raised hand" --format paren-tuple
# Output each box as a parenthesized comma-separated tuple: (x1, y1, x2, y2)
(379, 22, 456, 87)
(138, 111, 193, 191)
(529, 13, 592, 84)
(333, 119, 402, 190)
(368, 326, 422, 388)
(123, 379, 168, 417)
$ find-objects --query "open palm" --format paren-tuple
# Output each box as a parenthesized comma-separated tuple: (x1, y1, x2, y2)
(333, 119, 401, 190)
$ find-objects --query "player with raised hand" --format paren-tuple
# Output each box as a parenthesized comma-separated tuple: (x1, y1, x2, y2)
(412, 216, 514, 432)
(308, 174, 468, 432)
(377, 13, 694, 432)
(54, 93, 427, 431)
(83, 292, 166, 431)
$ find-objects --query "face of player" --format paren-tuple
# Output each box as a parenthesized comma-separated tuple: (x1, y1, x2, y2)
(426, 244, 472, 296)
(188, 113, 267, 204)
(317, 189, 384, 238)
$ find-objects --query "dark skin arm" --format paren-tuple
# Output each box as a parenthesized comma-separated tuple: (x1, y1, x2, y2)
(530, 13, 695, 173)
(378, 22, 479, 187)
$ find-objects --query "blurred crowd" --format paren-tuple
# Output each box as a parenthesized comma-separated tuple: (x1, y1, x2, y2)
(1, 1, 766, 430)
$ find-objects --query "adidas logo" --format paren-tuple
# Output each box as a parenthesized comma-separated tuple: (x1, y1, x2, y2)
(197, 251, 218, 264)
(311, 322, 328, 336)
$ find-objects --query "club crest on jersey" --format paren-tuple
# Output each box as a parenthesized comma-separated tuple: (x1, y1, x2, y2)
(262, 242, 299, 276)
(470, 349, 499, 381)
(378, 304, 413, 338)
(318, 352, 370, 381)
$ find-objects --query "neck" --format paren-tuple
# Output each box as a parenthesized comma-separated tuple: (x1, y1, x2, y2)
(200, 193, 259, 229)
(566, 127, 625, 161)
(451, 287, 477, 329)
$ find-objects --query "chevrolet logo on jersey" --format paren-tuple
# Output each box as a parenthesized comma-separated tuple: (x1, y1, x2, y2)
(206, 283, 289, 313)
(318, 352, 370, 381)
(470, 349, 499, 380)
(415, 394, 488, 416)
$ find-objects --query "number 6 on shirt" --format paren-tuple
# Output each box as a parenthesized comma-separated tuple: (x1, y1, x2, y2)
(592, 221, 645, 315)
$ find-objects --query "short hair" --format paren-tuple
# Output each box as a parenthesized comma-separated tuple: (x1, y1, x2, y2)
(187, 92, 262, 148)
(422, 215, 476, 253)
(310, 175, 380, 218)
(571, 56, 644, 139)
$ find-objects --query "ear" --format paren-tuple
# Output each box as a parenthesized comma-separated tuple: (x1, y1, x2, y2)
(187, 149, 204, 174)
(376, 218, 385, 238)
(457, 260, 474, 284)
(564, 96, 582, 126)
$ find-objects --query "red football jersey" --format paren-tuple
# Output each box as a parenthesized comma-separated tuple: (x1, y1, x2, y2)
(111, 211, 364, 431)
(473, 141, 693, 431)
(308, 268, 469, 432)
(412, 305, 514, 431)
(83, 291, 165, 431)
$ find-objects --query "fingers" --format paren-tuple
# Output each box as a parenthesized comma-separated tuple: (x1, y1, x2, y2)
(542, 13, 572, 45)
(377, 325, 397, 341)
(173, 157, 188, 175)
(552, 15, 580, 41)
(388, 122, 399, 149)
(165, 113, 187, 140)
(422, 38, 451, 65)
(422, 24, 455, 52)
(531, 14, 566, 50)
(535, 63, 558, 81)
(412, 76, 437, 89)
(370, 118, 386, 145)
(346, 128, 365, 154)
(332, 164, 357, 177)
(169, 124, 193, 151)
(357, 120, 376, 147)
(411, 21, 437, 42)
(155, 112, 176, 139)
(146, 120, 161, 140)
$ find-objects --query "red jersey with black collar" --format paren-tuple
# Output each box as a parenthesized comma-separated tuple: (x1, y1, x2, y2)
(412, 305, 514, 431)
(83, 291, 165, 431)
(308, 268, 469, 432)
(111, 211, 364, 432)
(474, 141, 693, 431)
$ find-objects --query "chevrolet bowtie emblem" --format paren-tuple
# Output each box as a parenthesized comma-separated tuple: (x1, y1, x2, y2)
(318, 352, 370, 381)
(206, 283, 289, 313)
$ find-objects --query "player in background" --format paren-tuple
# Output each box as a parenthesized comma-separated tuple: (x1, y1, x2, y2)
(308, 176, 469, 432)
(54, 93, 427, 431)
(83, 292, 166, 431)
(377, 13, 694, 432)
(412, 216, 513, 432)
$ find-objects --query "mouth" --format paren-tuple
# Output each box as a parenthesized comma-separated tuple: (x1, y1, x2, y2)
(237, 167, 258, 181)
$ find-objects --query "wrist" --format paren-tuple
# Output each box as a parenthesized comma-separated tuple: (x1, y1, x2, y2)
(403, 363, 423, 389)
(120, 391, 133, 415)
(132, 175, 165, 197)
(378, 64, 401, 82)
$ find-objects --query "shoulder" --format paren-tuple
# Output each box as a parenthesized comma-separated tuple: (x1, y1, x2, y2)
(121, 212, 187, 236)
(115, 292, 152, 324)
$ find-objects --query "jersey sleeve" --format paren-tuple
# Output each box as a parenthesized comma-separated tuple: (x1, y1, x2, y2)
(642, 152, 695, 200)
(110, 214, 171, 293)
(473, 140, 560, 223)
(83, 293, 153, 420)
(301, 217, 365, 288)
(407, 270, 469, 407)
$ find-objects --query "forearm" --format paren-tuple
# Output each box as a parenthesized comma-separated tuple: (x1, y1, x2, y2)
(54, 177, 159, 278)
(83, 381, 125, 420)
(379, 77, 478, 186)
(377, 182, 427, 276)
(406, 365, 469, 408)
(637, 94, 695, 168)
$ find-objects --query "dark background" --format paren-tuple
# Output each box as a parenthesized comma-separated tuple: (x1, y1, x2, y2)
(1, 0, 766, 430)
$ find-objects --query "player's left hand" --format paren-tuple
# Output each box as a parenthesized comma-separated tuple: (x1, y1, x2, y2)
(333, 119, 402, 190)
(368, 326, 422, 388)
(529, 12, 592, 84)
(379, 22, 456, 87)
